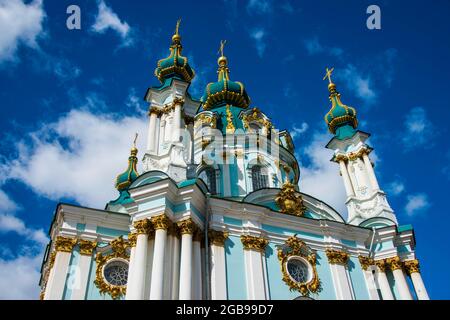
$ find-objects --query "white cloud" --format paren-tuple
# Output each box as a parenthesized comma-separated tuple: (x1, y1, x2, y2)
(304, 37, 343, 57)
(247, 0, 272, 15)
(298, 132, 348, 216)
(0, 213, 48, 245)
(1, 109, 147, 208)
(92, 0, 132, 46)
(0, 0, 46, 63)
(125, 87, 146, 116)
(405, 193, 430, 216)
(0, 189, 18, 212)
(336, 64, 376, 105)
(386, 180, 405, 196)
(290, 123, 309, 140)
(402, 107, 435, 151)
(249, 28, 266, 58)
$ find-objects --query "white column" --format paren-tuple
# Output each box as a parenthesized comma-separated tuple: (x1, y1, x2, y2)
(410, 272, 429, 300)
(236, 152, 247, 196)
(71, 240, 96, 300)
(358, 257, 380, 300)
(193, 233, 203, 299)
(126, 219, 151, 300)
(362, 153, 380, 190)
(326, 250, 354, 300)
(171, 231, 181, 300)
(241, 235, 268, 300)
(387, 257, 413, 300)
(144, 237, 155, 299)
(149, 214, 170, 300)
(126, 244, 137, 297)
(339, 160, 355, 196)
(172, 102, 182, 142)
(178, 218, 196, 300)
(375, 260, 394, 300)
(209, 231, 228, 300)
(147, 110, 158, 152)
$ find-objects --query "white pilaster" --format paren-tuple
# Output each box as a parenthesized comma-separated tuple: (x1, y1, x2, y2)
(70, 240, 96, 300)
(339, 160, 355, 196)
(327, 251, 354, 300)
(193, 237, 203, 299)
(147, 110, 158, 152)
(362, 153, 380, 190)
(127, 233, 148, 299)
(150, 224, 168, 300)
(172, 102, 182, 142)
(209, 232, 228, 300)
(126, 244, 136, 297)
(171, 232, 181, 300)
(242, 236, 268, 300)
(144, 237, 155, 299)
(45, 251, 72, 300)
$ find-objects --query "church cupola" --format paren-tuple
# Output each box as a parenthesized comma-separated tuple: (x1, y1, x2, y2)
(115, 135, 139, 191)
(154, 19, 195, 84)
(201, 40, 250, 110)
(323, 67, 358, 140)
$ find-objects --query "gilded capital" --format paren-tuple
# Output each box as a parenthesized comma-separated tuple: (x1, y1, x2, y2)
(48, 251, 56, 270)
(177, 218, 197, 235)
(404, 259, 420, 275)
(375, 259, 387, 272)
(326, 249, 350, 265)
(173, 97, 185, 106)
(358, 255, 374, 271)
(151, 214, 171, 230)
(208, 230, 229, 246)
(127, 232, 137, 247)
(54, 236, 77, 253)
(386, 256, 403, 271)
(241, 235, 269, 252)
(133, 218, 153, 235)
(167, 222, 179, 237)
(78, 239, 97, 256)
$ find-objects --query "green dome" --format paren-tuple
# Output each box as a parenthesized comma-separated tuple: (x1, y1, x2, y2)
(324, 83, 358, 135)
(115, 147, 139, 191)
(155, 33, 195, 83)
(201, 55, 250, 110)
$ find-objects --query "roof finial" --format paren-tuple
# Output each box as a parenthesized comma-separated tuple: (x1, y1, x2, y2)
(323, 67, 337, 93)
(172, 18, 182, 43)
(131, 132, 138, 156)
(175, 18, 181, 36)
(217, 40, 228, 67)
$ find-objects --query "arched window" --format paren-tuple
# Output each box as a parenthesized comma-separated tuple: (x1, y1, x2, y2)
(199, 167, 217, 194)
(252, 165, 268, 191)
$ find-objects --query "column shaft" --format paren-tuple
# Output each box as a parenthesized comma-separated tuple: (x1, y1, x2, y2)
(179, 233, 193, 300)
(375, 270, 394, 300)
(410, 272, 429, 300)
(362, 153, 380, 190)
(193, 240, 202, 299)
(45, 251, 72, 300)
(392, 269, 413, 300)
(70, 254, 92, 300)
(172, 104, 181, 142)
(127, 233, 148, 300)
(150, 229, 167, 300)
(147, 112, 157, 152)
(339, 160, 355, 196)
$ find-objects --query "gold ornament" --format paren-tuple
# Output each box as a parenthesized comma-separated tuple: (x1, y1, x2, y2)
(177, 218, 197, 235)
(277, 236, 321, 296)
(358, 255, 374, 271)
(375, 259, 387, 272)
(404, 259, 420, 275)
(127, 232, 137, 247)
(226, 105, 235, 133)
(151, 214, 171, 230)
(54, 236, 77, 253)
(386, 256, 403, 271)
(79, 239, 97, 256)
(133, 218, 152, 234)
(48, 251, 56, 270)
(195, 113, 217, 129)
(240, 235, 269, 252)
(326, 249, 350, 265)
(208, 230, 229, 246)
(94, 236, 130, 300)
(275, 181, 307, 217)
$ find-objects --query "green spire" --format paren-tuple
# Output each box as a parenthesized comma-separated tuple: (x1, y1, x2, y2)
(115, 134, 139, 191)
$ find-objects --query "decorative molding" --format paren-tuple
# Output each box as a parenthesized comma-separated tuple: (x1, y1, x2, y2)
(404, 259, 420, 275)
(151, 214, 171, 230)
(193, 228, 203, 242)
(326, 249, 350, 265)
(375, 259, 387, 273)
(275, 182, 307, 217)
(133, 218, 153, 235)
(78, 239, 97, 256)
(358, 255, 374, 271)
(177, 218, 197, 235)
(167, 222, 180, 237)
(386, 256, 403, 271)
(277, 236, 321, 296)
(240, 235, 269, 252)
(208, 229, 229, 246)
(127, 233, 137, 247)
(48, 251, 56, 270)
(54, 236, 77, 253)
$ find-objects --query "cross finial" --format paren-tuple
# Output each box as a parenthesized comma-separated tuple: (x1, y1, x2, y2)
(323, 67, 334, 84)
(218, 40, 227, 57)
(133, 133, 138, 148)
(175, 18, 181, 35)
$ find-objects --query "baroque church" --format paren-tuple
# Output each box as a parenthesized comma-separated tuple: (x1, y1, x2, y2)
(39, 22, 429, 300)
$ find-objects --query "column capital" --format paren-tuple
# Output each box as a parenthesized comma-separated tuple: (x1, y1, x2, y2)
(48, 251, 57, 270)
(167, 222, 180, 236)
(54, 236, 77, 253)
(127, 232, 137, 247)
(151, 214, 171, 231)
(240, 235, 268, 252)
(404, 259, 420, 275)
(386, 256, 403, 271)
(208, 229, 229, 246)
(326, 249, 350, 265)
(133, 218, 153, 235)
(375, 259, 387, 272)
(78, 239, 97, 256)
(173, 96, 185, 106)
(193, 228, 203, 242)
(149, 106, 163, 116)
(177, 218, 197, 235)
(358, 255, 374, 271)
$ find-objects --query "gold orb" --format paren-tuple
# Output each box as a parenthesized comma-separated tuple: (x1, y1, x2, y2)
(218, 56, 227, 66)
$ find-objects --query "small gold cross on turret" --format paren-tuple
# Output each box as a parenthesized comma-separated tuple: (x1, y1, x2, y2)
(323, 67, 334, 84)
(133, 132, 138, 148)
(175, 18, 181, 35)
(218, 40, 227, 57)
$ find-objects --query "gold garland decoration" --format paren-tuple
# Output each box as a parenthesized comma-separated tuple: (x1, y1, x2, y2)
(277, 236, 321, 296)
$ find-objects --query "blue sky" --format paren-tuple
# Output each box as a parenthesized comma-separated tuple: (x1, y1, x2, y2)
(0, 0, 449, 299)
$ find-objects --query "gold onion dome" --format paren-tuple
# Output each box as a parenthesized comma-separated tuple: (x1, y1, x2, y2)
(115, 135, 139, 191)
(323, 67, 358, 137)
(155, 19, 195, 83)
(201, 40, 250, 110)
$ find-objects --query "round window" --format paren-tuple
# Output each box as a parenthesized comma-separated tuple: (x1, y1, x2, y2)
(103, 259, 129, 286)
(286, 258, 310, 284)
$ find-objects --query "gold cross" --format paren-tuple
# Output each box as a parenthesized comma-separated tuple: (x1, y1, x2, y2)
(133, 133, 138, 147)
(323, 67, 334, 84)
(218, 40, 227, 57)
(175, 18, 181, 35)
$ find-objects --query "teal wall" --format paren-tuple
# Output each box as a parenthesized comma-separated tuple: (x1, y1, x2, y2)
(313, 250, 336, 300)
(261, 224, 323, 241)
(223, 216, 242, 226)
(347, 256, 370, 299)
(224, 235, 247, 299)
(96, 226, 128, 238)
(85, 255, 113, 300)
